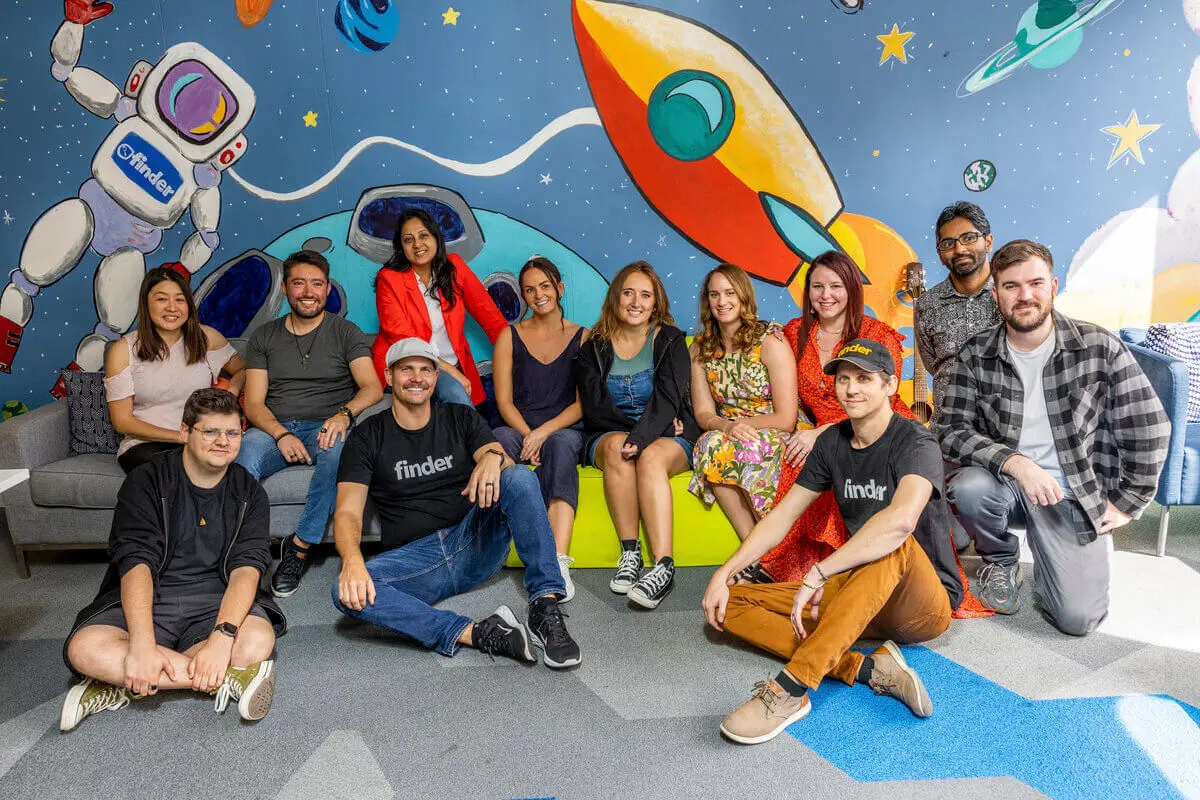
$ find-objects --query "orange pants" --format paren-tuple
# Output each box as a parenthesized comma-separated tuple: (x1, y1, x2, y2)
(723, 536, 951, 690)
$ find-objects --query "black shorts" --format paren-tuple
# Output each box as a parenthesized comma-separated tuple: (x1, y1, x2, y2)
(79, 592, 271, 655)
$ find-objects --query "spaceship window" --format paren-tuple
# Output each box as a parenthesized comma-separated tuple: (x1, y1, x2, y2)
(482, 273, 525, 323)
(647, 70, 735, 162)
(356, 197, 468, 245)
(155, 60, 239, 145)
(326, 283, 344, 316)
(197, 254, 273, 339)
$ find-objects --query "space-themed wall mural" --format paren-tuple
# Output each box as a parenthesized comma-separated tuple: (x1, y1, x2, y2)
(0, 0, 1198, 413)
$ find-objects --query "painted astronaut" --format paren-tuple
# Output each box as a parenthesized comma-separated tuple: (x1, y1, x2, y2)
(0, 1, 254, 393)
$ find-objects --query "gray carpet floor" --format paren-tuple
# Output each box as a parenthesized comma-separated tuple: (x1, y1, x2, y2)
(1, 507, 1199, 800)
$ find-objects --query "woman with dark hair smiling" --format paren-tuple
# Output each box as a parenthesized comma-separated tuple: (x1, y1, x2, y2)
(759, 250, 914, 583)
(104, 267, 245, 473)
(576, 261, 700, 610)
(371, 208, 507, 406)
(492, 257, 589, 599)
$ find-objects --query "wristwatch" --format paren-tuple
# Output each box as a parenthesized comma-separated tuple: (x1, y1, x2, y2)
(213, 621, 238, 639)
(337, 405, 356, 427)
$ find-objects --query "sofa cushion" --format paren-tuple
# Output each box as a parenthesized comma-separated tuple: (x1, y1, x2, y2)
(62, 371, 121, 455)
(1182, 425, 1200, 504)
(259, 465, 317, 505)
(30, 454, 124, 509)
(1144, 323, 1200, 422)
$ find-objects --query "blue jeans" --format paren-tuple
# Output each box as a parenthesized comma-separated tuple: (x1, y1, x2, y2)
(330, 466, 566, 655)
(434, 372, 474, 407)
(236, 420, 345, 544)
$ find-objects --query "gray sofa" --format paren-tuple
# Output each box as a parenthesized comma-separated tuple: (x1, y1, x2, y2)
(0, 395, 389, 578)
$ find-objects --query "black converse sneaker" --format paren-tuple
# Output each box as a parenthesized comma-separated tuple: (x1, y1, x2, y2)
(473, 605, 536, 663)
(628, 558, 674, 609)
(609, 544, 643, 594)
(271, 536, 311, 597)
(528, 596, 582, 669)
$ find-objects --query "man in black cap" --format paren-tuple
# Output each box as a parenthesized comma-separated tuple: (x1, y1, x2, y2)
(702, 339, 960, 745)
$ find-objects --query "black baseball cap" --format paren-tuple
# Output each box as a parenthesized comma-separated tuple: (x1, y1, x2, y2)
(822, 338, 895, 376)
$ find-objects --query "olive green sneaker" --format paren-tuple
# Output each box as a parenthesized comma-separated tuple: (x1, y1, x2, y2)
(214, 659, 276, 721)
(60, 678, 132, 732)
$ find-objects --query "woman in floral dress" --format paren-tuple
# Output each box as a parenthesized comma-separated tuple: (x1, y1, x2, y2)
(689, 264, 798, 563)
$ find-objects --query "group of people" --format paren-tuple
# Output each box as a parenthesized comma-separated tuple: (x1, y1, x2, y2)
(59, 202, 1169, 747)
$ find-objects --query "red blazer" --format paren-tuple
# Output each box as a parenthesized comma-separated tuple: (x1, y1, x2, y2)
(371, 253, 507, 405)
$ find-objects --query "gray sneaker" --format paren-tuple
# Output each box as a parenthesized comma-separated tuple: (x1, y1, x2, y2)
(977, 562, 1022, 614)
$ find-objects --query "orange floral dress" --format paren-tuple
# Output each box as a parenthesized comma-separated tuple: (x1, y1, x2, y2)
(758, 316, 913, 583)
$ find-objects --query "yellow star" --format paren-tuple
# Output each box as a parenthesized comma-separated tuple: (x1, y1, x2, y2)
(1101, 110, 1162, 168)
(302, 110, 318, 128)
(442, 7, 460, 25)
(877, 24, 915, 65)
(872, 149, 880, 157)
(1123, 48, 1131, 56)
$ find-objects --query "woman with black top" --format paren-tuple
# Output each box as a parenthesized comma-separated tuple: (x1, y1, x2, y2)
(492, 257, 588, 601)
(576, 261, 700, 610)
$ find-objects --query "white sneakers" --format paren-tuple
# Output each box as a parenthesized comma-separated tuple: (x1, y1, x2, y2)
(557, 552, 576, 602)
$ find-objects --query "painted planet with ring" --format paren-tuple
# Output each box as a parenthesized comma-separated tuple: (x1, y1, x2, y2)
(957, 0, 1125, 97)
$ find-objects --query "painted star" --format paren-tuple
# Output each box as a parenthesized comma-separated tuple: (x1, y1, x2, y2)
(2, 211, 12, 225)
(872, 149, 880, 157)
(302, 110, 319, 128)
(877, 24, 915, 65)
(539, 173, 553, 185)
(1102, 110, 1161, 168)
(442, 7, 460, 25)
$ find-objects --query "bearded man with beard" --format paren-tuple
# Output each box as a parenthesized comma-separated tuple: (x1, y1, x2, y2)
(936, 240, 1168, 634)
(914, 202, 1003, 412)
(237, 250, 383, 597)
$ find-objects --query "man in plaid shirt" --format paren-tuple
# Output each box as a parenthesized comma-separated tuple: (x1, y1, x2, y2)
(936, 240, 1168, 635)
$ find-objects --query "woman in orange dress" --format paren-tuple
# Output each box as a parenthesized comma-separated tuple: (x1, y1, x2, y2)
(758, 250, 914, 583)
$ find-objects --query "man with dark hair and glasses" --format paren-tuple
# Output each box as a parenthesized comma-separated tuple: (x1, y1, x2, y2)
(61, 388, 287, 732)
(914, 202, 1003, 414)
(237, 250, 383, 597)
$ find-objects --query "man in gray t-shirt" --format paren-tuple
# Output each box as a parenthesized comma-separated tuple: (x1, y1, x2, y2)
(237, 250, 382, 598)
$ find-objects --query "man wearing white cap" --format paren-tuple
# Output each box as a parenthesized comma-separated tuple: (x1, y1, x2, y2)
(330, 338, 581, 668)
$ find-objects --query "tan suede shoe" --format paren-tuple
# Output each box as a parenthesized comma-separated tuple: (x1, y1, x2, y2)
(867, 641, 932, 718)
(719, 678, 811, 745)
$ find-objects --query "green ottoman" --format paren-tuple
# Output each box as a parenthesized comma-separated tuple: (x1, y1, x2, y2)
(507, 467, 741, 568)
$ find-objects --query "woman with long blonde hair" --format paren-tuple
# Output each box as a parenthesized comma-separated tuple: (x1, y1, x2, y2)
(688, 264, 797, 578)
(576, 262, 700, 610)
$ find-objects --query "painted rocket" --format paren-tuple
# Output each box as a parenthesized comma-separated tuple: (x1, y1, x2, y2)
(571, 0, 916, 302)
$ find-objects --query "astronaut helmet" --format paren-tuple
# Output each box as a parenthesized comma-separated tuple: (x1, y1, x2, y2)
(135, 42, 256, 163)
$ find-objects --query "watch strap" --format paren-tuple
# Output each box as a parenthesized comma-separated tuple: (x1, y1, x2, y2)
(213, 621, 238, 639)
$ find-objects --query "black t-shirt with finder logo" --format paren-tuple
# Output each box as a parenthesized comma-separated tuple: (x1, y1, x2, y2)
(338, 403, 497, 549)
(795, 413, 963, 609)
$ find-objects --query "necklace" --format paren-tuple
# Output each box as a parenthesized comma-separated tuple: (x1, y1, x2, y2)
(289, 317, 321, 369)
(815, 326, 839, 390)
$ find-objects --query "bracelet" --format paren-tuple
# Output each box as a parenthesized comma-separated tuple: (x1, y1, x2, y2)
(273, 431, 292, 443)
(814, 563, 829, 582)
(801, 580, 821, 590)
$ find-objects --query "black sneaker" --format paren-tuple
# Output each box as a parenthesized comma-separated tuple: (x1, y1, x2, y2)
(609, 545, 643, 594)
(628, 559, 674, 609)
(528, 597, 582, 669)
(473, 605, 536, 663)
(271, 536, 311, 598)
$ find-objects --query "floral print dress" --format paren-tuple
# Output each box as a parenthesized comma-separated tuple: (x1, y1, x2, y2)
(688, 324, 789, 516)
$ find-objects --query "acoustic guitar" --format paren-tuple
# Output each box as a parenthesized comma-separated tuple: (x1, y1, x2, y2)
(904, 261, 935, 424)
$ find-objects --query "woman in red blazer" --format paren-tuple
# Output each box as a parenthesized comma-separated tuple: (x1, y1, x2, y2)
(372, 209, 507, 406)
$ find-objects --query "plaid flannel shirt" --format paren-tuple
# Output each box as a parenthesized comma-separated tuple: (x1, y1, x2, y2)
(935, 312, 1169, 542)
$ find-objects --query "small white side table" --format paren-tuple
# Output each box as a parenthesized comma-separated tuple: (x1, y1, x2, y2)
(0, 469, 30, 502)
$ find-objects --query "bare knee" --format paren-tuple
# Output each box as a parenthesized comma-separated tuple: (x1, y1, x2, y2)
(600, 435, 632, 472)
(66, 625, 126, 675)
(231, 617, 275, 665)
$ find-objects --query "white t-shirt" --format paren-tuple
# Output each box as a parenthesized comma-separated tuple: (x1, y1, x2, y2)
(415, 275, 458, 366)
(1007, 330, 1071, 496)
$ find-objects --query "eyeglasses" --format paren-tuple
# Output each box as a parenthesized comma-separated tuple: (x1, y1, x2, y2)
(194, 427, 243, 442)
(935, 231, 984, 252)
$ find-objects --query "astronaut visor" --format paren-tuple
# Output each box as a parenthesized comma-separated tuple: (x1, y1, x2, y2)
(356, 197, 468, 246)
(155, 60, 239, 144)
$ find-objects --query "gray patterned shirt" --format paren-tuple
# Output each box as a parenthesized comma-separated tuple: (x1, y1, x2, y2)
(914, 276, 1002, 409)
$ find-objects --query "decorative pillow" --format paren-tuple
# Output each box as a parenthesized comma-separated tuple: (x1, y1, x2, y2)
(61, 370, 121, 455)
(1144, 323, 1200, 422)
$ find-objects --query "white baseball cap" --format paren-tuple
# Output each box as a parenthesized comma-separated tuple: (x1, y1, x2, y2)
(385, 337, 440, 368)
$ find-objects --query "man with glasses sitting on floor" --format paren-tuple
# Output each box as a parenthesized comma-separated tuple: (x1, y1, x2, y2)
(61, 388, 286, 732)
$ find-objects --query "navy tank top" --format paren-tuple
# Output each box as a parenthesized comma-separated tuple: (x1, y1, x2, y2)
(510, 325, 584, 429)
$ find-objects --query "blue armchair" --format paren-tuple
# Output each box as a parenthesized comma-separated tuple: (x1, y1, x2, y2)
(1120, 328, 1199, 557)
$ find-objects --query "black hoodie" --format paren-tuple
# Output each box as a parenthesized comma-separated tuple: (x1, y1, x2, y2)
(64, 450, 287, 672)
(575, 324, 701, 451)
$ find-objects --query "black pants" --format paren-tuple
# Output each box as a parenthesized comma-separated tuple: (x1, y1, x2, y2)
(118, 442, 183, 474)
